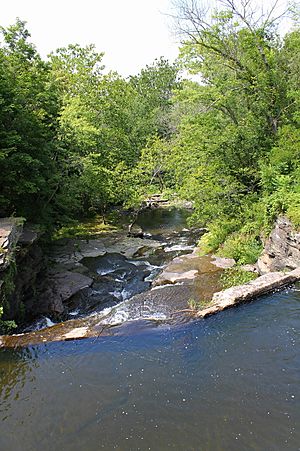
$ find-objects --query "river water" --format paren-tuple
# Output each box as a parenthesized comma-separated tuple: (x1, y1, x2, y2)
(0, 287, 299, 450)
(0, 208, 300, 449)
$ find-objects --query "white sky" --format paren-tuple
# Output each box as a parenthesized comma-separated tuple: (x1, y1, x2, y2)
(1, 0, 293, 77)
(1, 0, 179, 76)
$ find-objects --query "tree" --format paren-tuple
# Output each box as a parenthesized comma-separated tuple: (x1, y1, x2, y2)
(129, 57, 181, 139)
(0, 20, 59, 221)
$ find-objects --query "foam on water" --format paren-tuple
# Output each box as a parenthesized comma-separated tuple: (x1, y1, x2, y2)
(96, 268, 116, 276)
(69, 310, 80, 317)
(164, 244, 195, 252)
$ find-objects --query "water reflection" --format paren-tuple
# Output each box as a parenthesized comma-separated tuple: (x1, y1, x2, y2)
(0, 347, 38, 420)
(0, 288, 299, 450)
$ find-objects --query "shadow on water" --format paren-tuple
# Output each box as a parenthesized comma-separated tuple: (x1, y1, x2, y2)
(0, 347, 38, 421)
(0, 286, 300, 450)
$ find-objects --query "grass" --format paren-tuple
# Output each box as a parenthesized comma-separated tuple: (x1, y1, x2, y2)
(220, 267, 258, 289)
(53, 215, 118, 239)
(187, 297, 212, 311)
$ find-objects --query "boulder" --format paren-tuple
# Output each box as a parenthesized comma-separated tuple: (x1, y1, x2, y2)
(38, 271, 93, 315)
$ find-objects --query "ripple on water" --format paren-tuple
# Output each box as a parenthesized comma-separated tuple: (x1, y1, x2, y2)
(0, 289, 300, 450)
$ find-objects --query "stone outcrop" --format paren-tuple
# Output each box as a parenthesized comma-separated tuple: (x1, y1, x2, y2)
(35, 271, 93, 315)
(0, 218, 23, 271)
(197, 267, 300, 318)
(0, 219, 46, 322)
(257, 216, 300, 274)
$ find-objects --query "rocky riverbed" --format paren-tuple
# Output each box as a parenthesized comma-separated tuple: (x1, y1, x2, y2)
(0, 207, 226, 346)
(1, 211, 300, 347)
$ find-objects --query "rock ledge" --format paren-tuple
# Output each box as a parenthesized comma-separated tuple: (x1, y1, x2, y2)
(197, 267, 300, 318)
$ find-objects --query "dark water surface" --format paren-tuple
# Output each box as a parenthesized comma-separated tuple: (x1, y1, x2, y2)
(1, 287, 299, 450)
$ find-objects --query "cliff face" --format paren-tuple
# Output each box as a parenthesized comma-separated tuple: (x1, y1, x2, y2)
(0, 218, 45, 324)
(257, 217, 300, 274)
(0, 219, 94, 325)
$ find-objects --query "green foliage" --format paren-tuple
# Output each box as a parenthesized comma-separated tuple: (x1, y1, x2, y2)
(286, 193, 300, 228)
(187, 298, 199, 310)
(199, 219, 240, 254)
(187, 297, 211, 311)
(162, 1, 300, 263)
(0, 8, 300, 277)
(0, 260, 18, 332)
(54, 217, 117, 239)
(0, 316, 17, 334)
(217, 234, 263, 265)
(0, 21, 180, 226)
(220, 268, 258, 289)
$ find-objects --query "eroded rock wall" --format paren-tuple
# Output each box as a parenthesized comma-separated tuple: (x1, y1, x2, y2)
(257, 217, 300, 274)
(0, 219, 46, 323)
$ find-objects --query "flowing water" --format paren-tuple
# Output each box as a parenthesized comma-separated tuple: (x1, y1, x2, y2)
(22, 207, 206, 334)
(0, 287, 299, 450)
(0, 208, 299, 450)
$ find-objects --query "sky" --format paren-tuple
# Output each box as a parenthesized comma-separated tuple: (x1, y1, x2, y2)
(1, 0, 293, 77)
(1, 0, 179, 76)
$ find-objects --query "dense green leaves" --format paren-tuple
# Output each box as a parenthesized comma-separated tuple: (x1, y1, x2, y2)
(0, 21, 180, 224)
(0, 3, 299, 266)
(163, 0, 300, 258)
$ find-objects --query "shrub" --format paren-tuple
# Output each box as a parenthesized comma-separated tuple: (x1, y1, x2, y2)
(198, 218, 240, 254)
(218, 233, 263, 265)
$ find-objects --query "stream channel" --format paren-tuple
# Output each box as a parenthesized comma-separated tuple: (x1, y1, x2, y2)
(0, 208, 299, 450)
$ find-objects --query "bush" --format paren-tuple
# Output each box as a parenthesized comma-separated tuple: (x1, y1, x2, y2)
(198, 218, 240, 254)
(218, 233, 263, 265)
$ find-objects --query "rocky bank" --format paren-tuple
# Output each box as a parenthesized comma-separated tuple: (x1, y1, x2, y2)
(257, 216, 300, 273)
(1, 213, 300, 345)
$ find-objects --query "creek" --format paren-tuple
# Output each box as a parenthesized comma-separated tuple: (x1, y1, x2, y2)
(0, 287, 299, 450)
(0, 208, 299, 450)
(12, 206, 221, 344)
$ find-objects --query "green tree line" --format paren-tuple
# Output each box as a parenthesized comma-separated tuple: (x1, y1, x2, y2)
(139, 0, 300, 264)
(0, 19, 180, 226)
(0, 0, 300, 269)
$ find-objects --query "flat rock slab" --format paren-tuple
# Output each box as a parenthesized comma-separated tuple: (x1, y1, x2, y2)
(155, 270, 199, 284)
(154, 251, 221, 287)
(105, 237, 161, 258)
(211, 256, 236, 269)
(197, 268, 300, 318)
(50, 236, 162, 266)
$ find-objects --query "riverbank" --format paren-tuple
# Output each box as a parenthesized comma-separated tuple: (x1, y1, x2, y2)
(1, 209, 300, 347)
